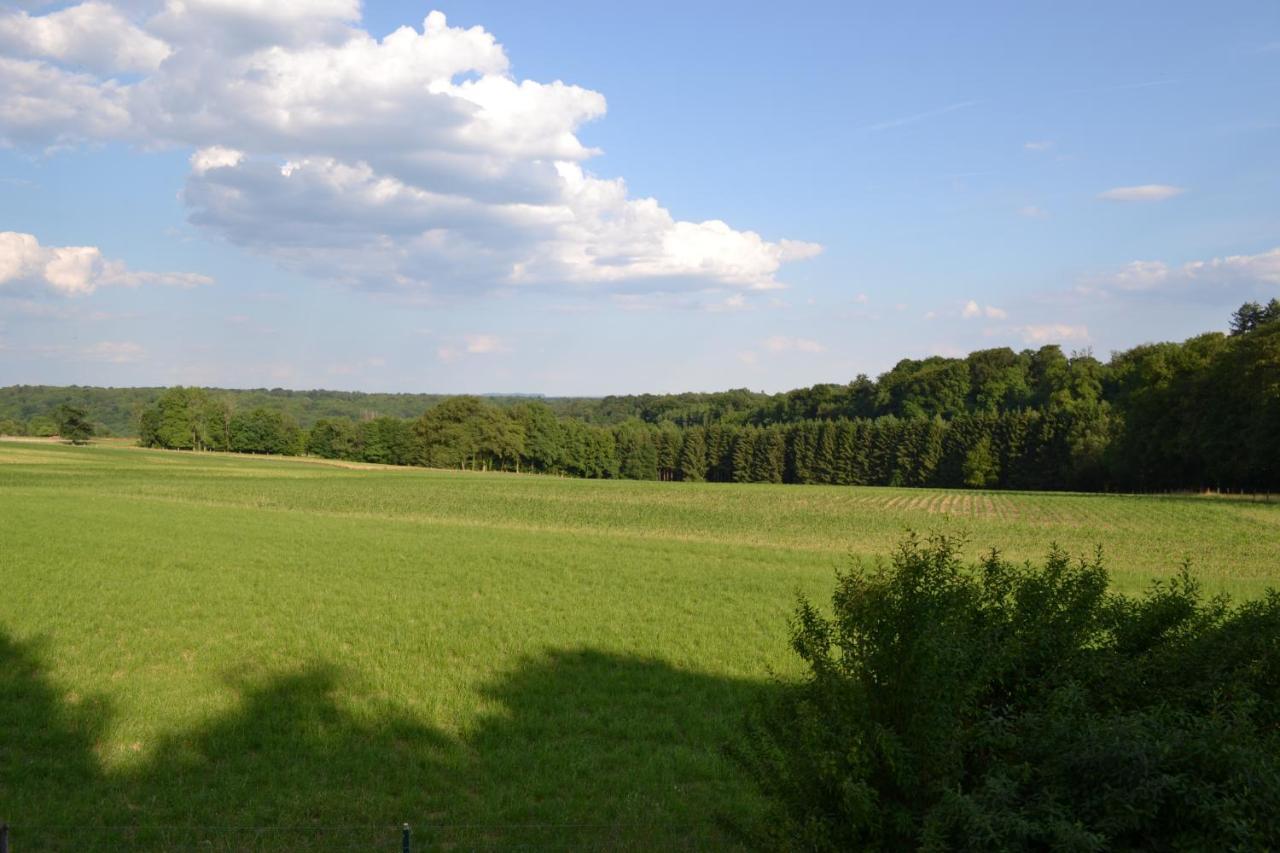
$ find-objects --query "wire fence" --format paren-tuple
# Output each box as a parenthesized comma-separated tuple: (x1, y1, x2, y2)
(0, 820, 727, 851)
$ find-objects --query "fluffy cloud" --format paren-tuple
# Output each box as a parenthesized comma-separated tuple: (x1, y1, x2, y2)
(0, 231, 211, 295)
(1097, 184, 1185, 202)
(0, 2, 170, 73)
(961, 300, 1007, 320)
(1086, 247, 1280, 294)
(0, 4, 819, 297)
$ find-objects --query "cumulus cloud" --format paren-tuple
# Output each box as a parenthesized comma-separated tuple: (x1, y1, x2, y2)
(191, 145, 244, 173)
(961, 300, 1007, 320)
(0, 2, 170, 73)
(0, 231, 211, 295)
(0, 4, 819, 297)
(1097, 184, 1185, 202)
(1084, 247, 1280, 295)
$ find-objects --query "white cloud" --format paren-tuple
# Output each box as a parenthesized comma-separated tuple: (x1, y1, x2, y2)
(437, 332, 508, 363)
(83, 340, 145, 363)
(0, 5, 819, 297)
(961, 300, 1007, 320)
(1187, 248, 1280, 285)
(1024, 140, 1053, 151)
(1097, 184, 1185, 202)
(1019, 324, 1089, 344)
(190, 145, 244, 173)
(1085, 247, 1280, 294)
(0, 56, 133, 147)
(763, 335, 825, 353)
(1018, 205, 1049, 219)
(0, 2, 170, 73)
(0, 231, 212, 295)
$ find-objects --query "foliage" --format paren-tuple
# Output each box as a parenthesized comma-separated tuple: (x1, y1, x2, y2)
(1230, 298, 1280, 336)
(739, 533, 1280, 850)
(3, 441, 1280, 846)
(53, 404, 94, 444)
(11, 304, 1280, 491)
(962, 435, 998, 488)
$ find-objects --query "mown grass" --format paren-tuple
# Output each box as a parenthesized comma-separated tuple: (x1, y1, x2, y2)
(2, 441, 1278, 850)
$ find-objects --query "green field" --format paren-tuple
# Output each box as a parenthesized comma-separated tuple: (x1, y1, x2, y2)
(2, 441, 1278, 849)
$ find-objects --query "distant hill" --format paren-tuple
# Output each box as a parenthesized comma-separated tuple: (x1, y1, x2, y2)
(0, 386, 570, 437)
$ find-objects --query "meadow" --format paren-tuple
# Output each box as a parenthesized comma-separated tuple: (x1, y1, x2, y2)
(2, 440, 1278, 849)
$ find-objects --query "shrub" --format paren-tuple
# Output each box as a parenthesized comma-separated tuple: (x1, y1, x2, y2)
(738, 533, 1280, 850)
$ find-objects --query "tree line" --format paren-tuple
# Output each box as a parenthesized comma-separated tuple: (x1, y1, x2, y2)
(137, 400, 1107, 490)
(8, 302, 1279, 492)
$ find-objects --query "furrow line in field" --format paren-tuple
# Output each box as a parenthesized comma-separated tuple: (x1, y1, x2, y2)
(20, 487, 861, 556)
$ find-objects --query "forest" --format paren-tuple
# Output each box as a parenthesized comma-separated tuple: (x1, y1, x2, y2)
(4, 301, 1278, 492)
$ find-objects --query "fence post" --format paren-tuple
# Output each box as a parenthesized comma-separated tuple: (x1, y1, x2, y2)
(1, 821, 9, 853)
(401, 822, 411, 853)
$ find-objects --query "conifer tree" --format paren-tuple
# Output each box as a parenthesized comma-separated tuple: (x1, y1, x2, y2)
(813, 422, 839, 484)
(732, 427, 758, 483)
(754, 426, 787, 483)
(678, 426, 709, 482)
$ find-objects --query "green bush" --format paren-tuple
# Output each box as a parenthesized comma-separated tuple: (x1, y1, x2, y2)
(738, 533, 1280, 850)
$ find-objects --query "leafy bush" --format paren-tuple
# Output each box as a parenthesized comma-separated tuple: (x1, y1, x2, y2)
(738, 533, 1280, 850)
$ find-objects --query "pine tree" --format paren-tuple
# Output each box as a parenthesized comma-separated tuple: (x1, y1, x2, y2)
(732, 428, 758, 483)
(754, 426, 786, 483)
(655, 424, 681, 481)
(833, 421, 858, 485)
(813, 423, 838, 484)
(788, 422, 819, 484)
(868, 417, 899, 486)
(678, 426, 708, 482)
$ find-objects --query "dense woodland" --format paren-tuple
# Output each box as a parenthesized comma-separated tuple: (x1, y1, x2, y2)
(3, 302, 1278, 492)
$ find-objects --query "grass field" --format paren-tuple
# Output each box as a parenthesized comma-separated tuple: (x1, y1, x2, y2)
(2, 441, 1278, 849)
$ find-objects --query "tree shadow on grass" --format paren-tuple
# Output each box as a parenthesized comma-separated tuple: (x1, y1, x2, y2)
(0, 632, 778, 851)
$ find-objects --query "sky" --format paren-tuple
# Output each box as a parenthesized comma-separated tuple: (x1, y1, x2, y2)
(1, 1, 1278, 395)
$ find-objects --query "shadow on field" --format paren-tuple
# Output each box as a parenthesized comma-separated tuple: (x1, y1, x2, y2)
(0, 631, 776, 850)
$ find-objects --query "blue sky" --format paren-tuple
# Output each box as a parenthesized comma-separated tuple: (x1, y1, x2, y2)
(1, 0, 1278, 394)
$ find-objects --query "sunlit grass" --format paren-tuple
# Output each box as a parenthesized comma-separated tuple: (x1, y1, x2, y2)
(1, 441, 1277, 849)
